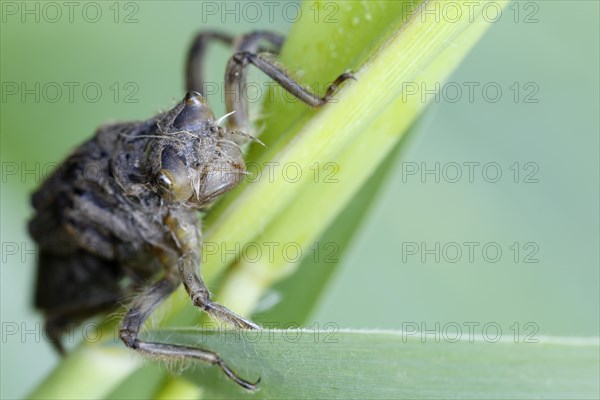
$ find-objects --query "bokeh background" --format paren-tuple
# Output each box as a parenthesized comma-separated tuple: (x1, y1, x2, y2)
(1, 1, 598, 398)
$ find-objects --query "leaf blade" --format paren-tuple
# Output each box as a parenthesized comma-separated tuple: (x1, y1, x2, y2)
(143, 329, 600, 399)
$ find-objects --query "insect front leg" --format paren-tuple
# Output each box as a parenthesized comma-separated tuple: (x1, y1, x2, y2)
(119, 272, 180, 350)
(186, 31, 235, 95)
(224, 48, 355, 131)
(186, 30, 284, 95)
(119, 265, 259, 390)
(166, 212, 259, 330)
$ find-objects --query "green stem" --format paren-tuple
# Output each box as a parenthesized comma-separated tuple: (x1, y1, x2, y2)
(28, 346, 139, 400)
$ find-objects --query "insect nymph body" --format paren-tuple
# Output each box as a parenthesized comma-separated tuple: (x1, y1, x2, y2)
(29, 30, 352, 389)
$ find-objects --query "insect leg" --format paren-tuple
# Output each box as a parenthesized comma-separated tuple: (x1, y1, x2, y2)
(186, 31, 235, 94)
(119, 272, 259, 390)
(180, 251, 260, 330)
(224, 50, 354, 130)
(119, 273, 179, 351)
(233, 30, 285, 53)
(186, 30, 284, 95)
(165, 212, 260, 330)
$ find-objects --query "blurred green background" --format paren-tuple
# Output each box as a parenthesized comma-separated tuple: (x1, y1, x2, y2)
(1, 1, 598, 399)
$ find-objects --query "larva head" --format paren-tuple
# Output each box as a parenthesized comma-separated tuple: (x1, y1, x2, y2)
(146, 92, 246, 207)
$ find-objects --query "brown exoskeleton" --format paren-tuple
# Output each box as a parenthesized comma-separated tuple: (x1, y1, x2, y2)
(29, 30, 353, 390)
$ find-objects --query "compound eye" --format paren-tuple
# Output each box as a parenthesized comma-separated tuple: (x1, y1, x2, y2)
(156, 147, 194, 202)
(156, 168, 193, 202)
(173, 91, 215, 131)
(157, 170, 173, 189)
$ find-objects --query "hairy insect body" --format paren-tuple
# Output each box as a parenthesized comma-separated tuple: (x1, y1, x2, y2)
(31, 93, 245, 329)
(30, 119, 162, 317)
(30, 98, 220, 330)
(29, 30, 352, 390)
